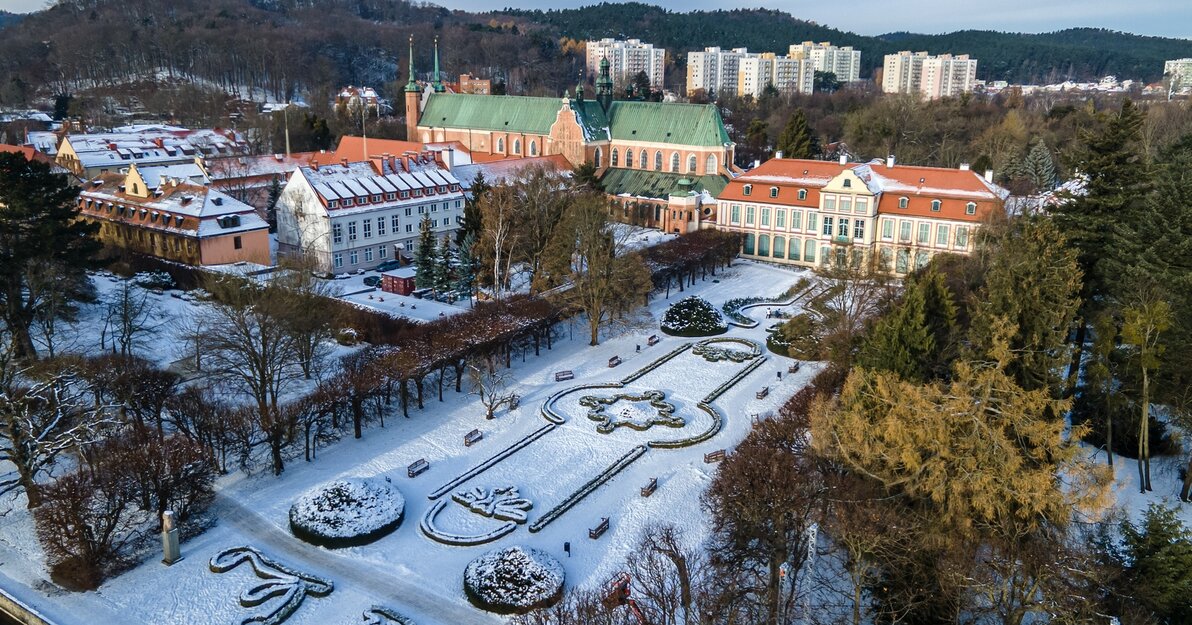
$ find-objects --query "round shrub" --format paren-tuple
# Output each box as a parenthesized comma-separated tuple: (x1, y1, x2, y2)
(289, 477, 405, 548)
(660, 296, 727, 337)
(464, 546, 565, 614)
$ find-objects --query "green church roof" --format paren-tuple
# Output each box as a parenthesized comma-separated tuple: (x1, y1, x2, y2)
(599, 168, 728, 200)
(421, 94, 564, 135)
(606, 101, 730, 148)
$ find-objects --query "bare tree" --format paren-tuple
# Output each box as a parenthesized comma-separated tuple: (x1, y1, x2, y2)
(274, 256, 337, 380)
(477, 185, 522, 298)
(468, 357, 517, 420)
(626, 524, 707, 625)
(102, 278, 159, 357)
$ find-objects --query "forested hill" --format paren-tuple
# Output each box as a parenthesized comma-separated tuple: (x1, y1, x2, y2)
(501, 3, 1192, 83)
(0, 11, 23, 29)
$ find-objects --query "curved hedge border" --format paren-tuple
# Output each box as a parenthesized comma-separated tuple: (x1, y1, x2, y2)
(702, 356, 768, 404)
(364, 606, 415, 625)
(620, 343, 692, 384)
(692, 337, 763, 362)
(528, 445, 647, 533)
(420, 498, 519, 546)
(580, 390, 682, 433)
(428, 424, 557, 500)
(541, 384, 623, 424)
(647, 403, 723, 449)
(722, 279, 815, 328)
(209, 546, 334, 625)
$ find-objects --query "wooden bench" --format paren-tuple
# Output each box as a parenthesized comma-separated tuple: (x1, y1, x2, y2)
(704, 449, 726, 464)
(641, 478, 658, 498)
(647, 335, 660, 346)
(788, 362, 801, 374)
(589, 517, 610, 539)
(608, 356, 622, 368)
(464, 429, 483, 447)
(554, 370, 575, 382)
(756, 386, 770, 399)
(407, 458, 429, 478)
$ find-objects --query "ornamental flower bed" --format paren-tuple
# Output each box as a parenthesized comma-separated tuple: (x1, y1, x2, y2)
(289, 478, 405, 548)
(661, 296, 727, 337)
(463, 547, 565, 614)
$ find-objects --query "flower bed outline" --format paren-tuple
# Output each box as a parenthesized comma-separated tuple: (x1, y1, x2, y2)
(579, 390, 682, 433)
(209, 546, 334, 625)
(363, 606, 416, 625)
(420, 498, 521, 546)
(691, 337, 763, 363)
(722, 279, 817, 328)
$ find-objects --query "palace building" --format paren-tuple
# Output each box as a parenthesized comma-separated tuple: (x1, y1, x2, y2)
(715, 156, 1008, 273)
(403, 38, 736, 233)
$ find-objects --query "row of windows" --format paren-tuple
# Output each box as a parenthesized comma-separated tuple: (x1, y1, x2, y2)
(81, 198, 188, 228)
(334, 244, 397, 268)
(330, 203, 459, 244)
(742, 184, 809, 201)
(495, 137, 539, 157)
(742, 233, 818, 263)
(730, 192, 978, 215)
(609, 149, 718, 175)
(326, 185, 460, 209)
(878, 219, 970, 248)
(729, 205, 822, 234)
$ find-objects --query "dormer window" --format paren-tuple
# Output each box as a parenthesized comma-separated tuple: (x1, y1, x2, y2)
(413, 189, 423, 197)
(965, 202, 977, 215)
(343, 198, 354, 207)
(357, 196, 366, 205)
(372, 194, 381, 203)
(769, 187, 778, 198)
(743, 184, 752, 196)
(400, 191, 409, 199)
(438, 186, 447, 194)
(899, 197, 908, 209)
(931, 200, 942, 212)
(843, 179, 852, 188)
(386, 193, 396, 201)
(329, 200, 338, 208)
(797, 189, 807, 201)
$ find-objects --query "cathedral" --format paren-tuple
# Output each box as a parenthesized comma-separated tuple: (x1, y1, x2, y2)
(404, 39, 737, 233)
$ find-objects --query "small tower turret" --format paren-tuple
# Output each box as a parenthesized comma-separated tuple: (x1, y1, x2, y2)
(595, 55, 613, 111)
(432, 36, 445, 93)
(405, 35, 421, 141)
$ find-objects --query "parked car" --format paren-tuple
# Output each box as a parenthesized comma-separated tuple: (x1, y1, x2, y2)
(363, 276, 381, 288)
(374, 260, 401, 272)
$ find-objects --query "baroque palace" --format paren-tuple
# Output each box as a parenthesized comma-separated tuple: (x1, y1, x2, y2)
(404, 39, 736, 234)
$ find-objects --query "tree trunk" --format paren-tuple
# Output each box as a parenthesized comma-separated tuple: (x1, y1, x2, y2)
(8, 322, 37, 361)
(1065, 321, 1086, 399)
(1142, 370, 1152, 491)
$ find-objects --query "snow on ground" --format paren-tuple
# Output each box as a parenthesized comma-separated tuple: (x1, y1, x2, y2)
(331, 271, 470, 322)
(0, 260, 823, 625)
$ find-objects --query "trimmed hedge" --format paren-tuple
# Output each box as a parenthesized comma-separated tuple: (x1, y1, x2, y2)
(660, 296, 727, 337)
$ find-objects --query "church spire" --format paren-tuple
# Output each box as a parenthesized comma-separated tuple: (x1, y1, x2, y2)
(432, 36, 445, 93)
(595, 54, 613, 111)
(404, 35, 419, 93)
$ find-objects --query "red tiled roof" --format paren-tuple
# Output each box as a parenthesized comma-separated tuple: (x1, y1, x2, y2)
(0, 144, 56, 166)
(719, 158, 848, 205)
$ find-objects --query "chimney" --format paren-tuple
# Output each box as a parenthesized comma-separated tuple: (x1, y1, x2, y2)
(984, 169, 994, 182)
(959, 163, 970, 171)
(886, 155, 895, 168)
(753, 159, 760, 169)
(341, 157, 349, 168)
(839, 154, 847, 165)
(154, 138, 165, 148)
(775, 150, 783, 159)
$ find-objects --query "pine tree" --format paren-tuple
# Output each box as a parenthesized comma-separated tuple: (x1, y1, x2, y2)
(432, 236, 453, 295)
(414, 215, 437, 289)
(265, 177, 282, 233)
(1120, 503, 1192, 623)
(1020, 138, 1057, 192)
(917, 268, 959, 377)
(776, 109, 816, 159)
(455, 230, 478, 304)
(456, 172, 488, 246)
(858, 281, 934, 382)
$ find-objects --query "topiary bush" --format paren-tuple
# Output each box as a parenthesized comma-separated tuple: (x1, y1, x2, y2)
(289, 478, 405, 548)
(774, 314, 824, 360)
(661, 296, 727, 337)
(464, 546, 565, 614)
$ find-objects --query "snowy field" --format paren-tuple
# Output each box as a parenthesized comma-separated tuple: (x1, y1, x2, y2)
(0, 260, 828, 625)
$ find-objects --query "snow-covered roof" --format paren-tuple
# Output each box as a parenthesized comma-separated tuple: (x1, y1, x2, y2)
(80, 169, 266, 238)
(62, 127, 248, 170)
(299, 159, 463, 214)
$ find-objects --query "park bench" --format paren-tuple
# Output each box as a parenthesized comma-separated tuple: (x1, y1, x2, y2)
(647, 335, 661, 346)
(641, 478, 658, 498)
(608, 356, 622, 368)
(788, 362, 800, 374)
(704, 449, 726, 464)
(589, 517, 610, 539)
(464, 429, 483, 447)
(756, 386, 770, 399)
(555, 370, 575, 382)
(407, 458, 429, 478)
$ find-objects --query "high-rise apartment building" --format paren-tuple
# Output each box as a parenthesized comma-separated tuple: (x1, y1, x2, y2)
(788, 41, 862, 82)
(1165, 58, 1192, 89)
(687, 47, 813, 98)
(883, 51, 977, 100)
(586, 38, 667, 90)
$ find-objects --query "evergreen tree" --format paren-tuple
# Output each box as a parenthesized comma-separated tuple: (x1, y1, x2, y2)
(414, 215, 436, 288)
(1020, 138, 1057, 191)
(857, 281, 934, 382)
(0, 153, 99, 359)
(572, 161, 599, 191)
(917, 268, 959, 377)
(776, 109, 816, 159)
(432, 236, 453, 295)
(454, 230, 478, 304)
(265, 177, 282, 233)
(456, 172, 488, 246)
(745, 119, 769, 157)
(1120, 503, 1192, 624)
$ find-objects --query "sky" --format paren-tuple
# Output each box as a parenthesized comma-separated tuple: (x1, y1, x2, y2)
(2, 0, 1190, 39)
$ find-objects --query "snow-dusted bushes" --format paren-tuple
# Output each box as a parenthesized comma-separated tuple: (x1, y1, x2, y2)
(660, 296, 727, 337)
(463, 546, 565, 614)
(289, 478, 405, 548)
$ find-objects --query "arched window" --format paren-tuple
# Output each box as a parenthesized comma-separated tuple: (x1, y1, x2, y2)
(899, 197, 909, 209)
(931, 199, 942, 212)
(773, 236, 785, 259)
(654, 151, 663, 171)
(688, 155, 697, 173)
(789, 237, 800, 260)
(132, 183, 139, 194)
(705, 154, 717, 174)
(611, 148, 619, 167)
(513, 139, 521, 155)
(626, 150, 634, 168)
(594, 148, 603, 169)
(798, 189, 807, 201)
(743, 184, 752, 196)
(529, 141, 538, 156)
(758, 234, 770, 257)
(769, 187, 779, 198)
(671, 152, 679, 172)
(497, 137, 505, 152)
(965, 202, 977, 215)
(640, 149, 649, 169)
(743, 233, 755, 255)
(803, 239, 816, 262)
(843, 178, 852, 188)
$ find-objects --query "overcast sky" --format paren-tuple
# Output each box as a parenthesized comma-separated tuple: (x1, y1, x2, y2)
(2, 0, 1189, 38)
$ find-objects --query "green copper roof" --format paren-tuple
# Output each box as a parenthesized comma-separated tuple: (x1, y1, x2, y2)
(599, 168, 728, 200)
(607, 101, 730, 148)
(421, 93, 563, 134)
(574, 99, 610, 142)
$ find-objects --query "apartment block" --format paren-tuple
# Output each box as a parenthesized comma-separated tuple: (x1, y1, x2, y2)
(883, 51, 978, 99)
(686, 47, 750, 97)
(788, 41, 862, 82)
(586, 38, 667, 90)
(688, 47, 813, 98)
(1165, 58, 1192, 89)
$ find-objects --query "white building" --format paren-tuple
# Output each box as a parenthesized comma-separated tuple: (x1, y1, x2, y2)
(1165, 58, 1192, 90)
(788, 41, 862, 83)
(276, 153, 465, 273)
(686, 47, 750, 97)
(883, 51, 977, 100)
(586, 38, 667, 90)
